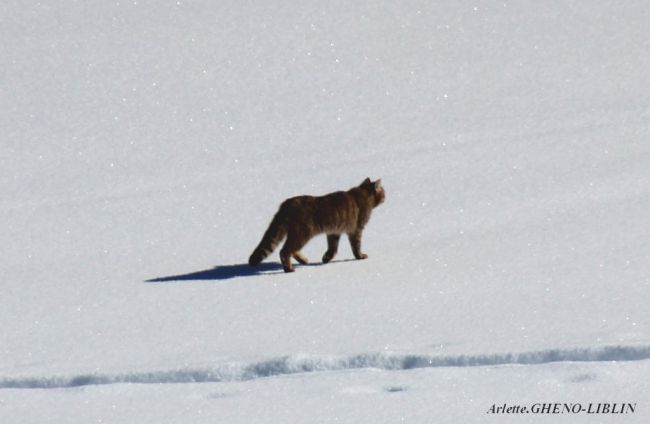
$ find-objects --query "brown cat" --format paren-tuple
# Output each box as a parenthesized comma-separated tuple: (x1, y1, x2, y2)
(249, 178, 385, 272)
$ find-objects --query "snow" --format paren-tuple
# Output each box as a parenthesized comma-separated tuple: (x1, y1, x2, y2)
(1, 1, 649, 423)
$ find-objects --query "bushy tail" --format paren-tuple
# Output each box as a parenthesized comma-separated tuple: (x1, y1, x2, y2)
(248, 211, 288, 266)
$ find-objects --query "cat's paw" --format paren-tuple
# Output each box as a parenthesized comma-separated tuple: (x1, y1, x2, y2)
(356, 253, 368, 260)
(322, 252, 335, 263)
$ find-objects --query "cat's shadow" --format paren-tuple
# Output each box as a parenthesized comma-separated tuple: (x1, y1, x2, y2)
(146, 259, 354, 283)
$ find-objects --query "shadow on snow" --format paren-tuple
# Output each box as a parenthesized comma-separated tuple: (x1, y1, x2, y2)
(146, 262, 282, 282)
(146, 260, 354, 283)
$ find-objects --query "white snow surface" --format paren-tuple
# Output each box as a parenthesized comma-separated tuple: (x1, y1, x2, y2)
(2, 1, 649, 422)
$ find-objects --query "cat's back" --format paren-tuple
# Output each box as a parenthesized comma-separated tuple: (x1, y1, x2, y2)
(281, 190, 352, 210)
(280, 190, 357, 232)
(314, 190, 358, 232)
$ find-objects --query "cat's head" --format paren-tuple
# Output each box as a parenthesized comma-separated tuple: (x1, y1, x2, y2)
(361, 178, 385, 207)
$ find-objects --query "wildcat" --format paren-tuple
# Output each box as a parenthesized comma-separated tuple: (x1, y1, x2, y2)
(248, 178, 385, 272)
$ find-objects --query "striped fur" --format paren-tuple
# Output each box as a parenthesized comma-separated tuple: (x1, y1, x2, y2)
(249, 178, 385, 272)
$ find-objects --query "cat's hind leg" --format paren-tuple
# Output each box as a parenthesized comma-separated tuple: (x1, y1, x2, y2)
(322, 234, 341, 263)
(280, 231, 309, 273)
(293, 252, 309, 264)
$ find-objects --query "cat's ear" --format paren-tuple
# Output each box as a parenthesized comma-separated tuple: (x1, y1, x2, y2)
(361, 177, 372, 186)
(374, 179, 382, 188)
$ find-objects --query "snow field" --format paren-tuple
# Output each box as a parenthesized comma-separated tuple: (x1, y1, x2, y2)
(1, 1, 649, 423)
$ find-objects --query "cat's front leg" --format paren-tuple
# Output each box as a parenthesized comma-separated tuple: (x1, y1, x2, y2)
(348, 230, 368, 260)
(322, 234, 341, 263)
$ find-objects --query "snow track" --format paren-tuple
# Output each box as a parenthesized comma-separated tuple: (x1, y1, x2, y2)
(3, 345, 649, 389)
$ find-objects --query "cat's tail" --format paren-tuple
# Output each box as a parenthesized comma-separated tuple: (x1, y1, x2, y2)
(248, 210, 288, 266)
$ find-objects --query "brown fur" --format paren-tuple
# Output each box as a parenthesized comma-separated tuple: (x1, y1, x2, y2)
(249, 178, 385, 272)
